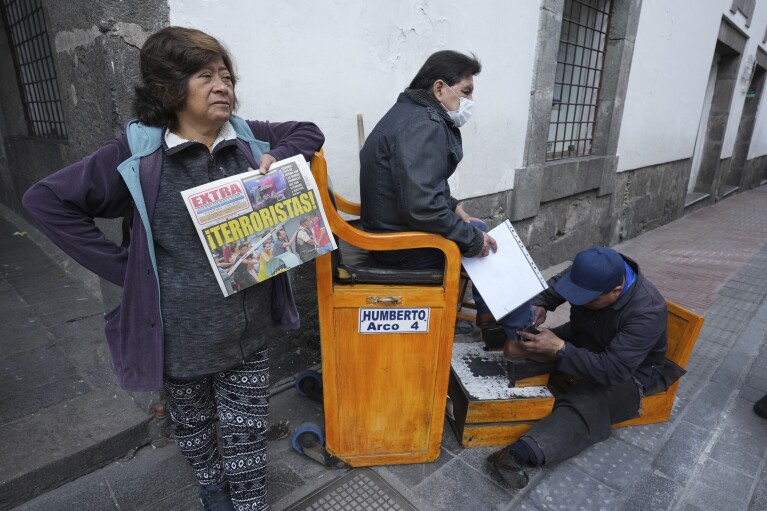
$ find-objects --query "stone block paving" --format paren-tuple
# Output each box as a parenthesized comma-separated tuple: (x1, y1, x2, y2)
(257, 185, 761, 511)
(0, 215, 150, 511)
(7, 186, 767, 511)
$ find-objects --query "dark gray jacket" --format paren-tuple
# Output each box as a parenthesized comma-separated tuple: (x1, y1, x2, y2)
(359, 93, 482, 257)
(22, 118, 323, 390)
(533, 255, 668, 390)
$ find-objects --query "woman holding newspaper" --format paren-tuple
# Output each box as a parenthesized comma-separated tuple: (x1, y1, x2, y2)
(23, 27, 324, 511)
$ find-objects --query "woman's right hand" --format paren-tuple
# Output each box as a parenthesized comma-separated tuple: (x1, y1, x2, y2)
(533, 305, 547, 326)
(258, 153, 277, 174)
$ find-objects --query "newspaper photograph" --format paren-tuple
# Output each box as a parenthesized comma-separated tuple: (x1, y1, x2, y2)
(181, 154, 337, 297)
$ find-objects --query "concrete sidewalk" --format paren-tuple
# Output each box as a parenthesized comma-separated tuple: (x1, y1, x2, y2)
(4, 185, 767, 511)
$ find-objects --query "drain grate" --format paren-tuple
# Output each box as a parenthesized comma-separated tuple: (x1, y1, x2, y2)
(283, 468, 418, 511)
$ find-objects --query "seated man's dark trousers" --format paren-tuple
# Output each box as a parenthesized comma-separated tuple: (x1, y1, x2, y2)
(523, 377, 641, 465)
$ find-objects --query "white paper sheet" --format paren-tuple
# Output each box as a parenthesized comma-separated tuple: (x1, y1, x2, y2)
(461, 220, 547, 319)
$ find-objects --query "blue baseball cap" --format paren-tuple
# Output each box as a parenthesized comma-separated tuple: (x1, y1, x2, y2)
(553, 247, 625, 306)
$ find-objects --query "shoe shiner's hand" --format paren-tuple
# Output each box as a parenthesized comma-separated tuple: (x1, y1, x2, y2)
(516, 326, 564, 361)
(503, 338, 529, 359)
(532, 305, 547, 326)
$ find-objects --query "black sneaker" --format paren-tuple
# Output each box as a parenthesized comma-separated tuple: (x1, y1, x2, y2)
(481, 325, 506, 351)
(199, 481, 235, 511)
(754, 394, 767, 419)
(486, 447, 530, 489)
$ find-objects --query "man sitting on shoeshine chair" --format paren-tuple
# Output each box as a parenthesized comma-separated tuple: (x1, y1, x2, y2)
(488, 246, 685, 488)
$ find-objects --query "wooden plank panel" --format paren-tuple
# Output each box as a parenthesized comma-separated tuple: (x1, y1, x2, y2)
(465, 396, 555, 423)
(332, 306, 444, 457)
(665, 301, 704, 368)
(459, 422, 535, 448)
(513, 374, 551, 387)
(342, 448, 442, 468)
(614, 392, 674, 428)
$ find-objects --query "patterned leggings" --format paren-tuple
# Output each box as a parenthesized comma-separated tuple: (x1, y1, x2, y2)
(164, 346, 270, 511)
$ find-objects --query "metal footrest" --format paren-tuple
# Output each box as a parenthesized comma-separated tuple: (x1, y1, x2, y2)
(284, 468, 418, 511)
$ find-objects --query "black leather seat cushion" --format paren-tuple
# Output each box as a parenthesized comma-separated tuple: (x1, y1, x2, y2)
(324, 178, 443, 286)
(334, 239, 444, 285)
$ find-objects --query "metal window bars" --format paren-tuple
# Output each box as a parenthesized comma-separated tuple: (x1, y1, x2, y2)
(546, 0, 611, 161)
(1, 0, 66, 139)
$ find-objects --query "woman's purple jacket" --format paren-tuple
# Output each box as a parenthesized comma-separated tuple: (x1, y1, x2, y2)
(22, 117, 324, 391)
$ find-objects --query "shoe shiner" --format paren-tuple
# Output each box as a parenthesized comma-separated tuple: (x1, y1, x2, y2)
(488, 247, 685, 488)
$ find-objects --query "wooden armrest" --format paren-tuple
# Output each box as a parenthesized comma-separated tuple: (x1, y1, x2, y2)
(665, 301, 704, 369)
(333, 192, 361, 216)
(310, 152, 461, 276)
(314, 148, 360, 216)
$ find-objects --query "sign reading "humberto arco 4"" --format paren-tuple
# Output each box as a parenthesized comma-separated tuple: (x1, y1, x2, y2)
(358, 308, 430, 334)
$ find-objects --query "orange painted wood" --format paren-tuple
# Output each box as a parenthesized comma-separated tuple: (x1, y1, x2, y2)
(613, 390, 674, 427)
(458, 422, 536, 448)
(513, 373, 551, 388)
(333, 192, 360, 216)
(447, 369, 554, 425)
(464, 396, 555, 423)
(614, 302, 703, 427)
(311, 152, 460, 466)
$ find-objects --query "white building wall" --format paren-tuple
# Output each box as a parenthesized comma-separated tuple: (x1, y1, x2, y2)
(618, 0, 767, 173)
(616, 0, 723, 172)
(722, 0, 767, 160)
(169, 0, 541, 201)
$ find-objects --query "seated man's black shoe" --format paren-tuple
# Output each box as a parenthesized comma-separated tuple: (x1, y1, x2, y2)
(481, 325, 506, 351)
(754, 394, 767, 419)
(486, 447, 529, 489)
(476, 312, 497, 329)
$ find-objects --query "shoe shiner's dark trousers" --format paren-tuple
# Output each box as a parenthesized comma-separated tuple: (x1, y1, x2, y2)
(522, 378, 641, 465)
(164, 346, 270, 511)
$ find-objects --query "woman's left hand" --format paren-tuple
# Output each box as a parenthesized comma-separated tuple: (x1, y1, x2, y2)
(259, 154, 276, 174)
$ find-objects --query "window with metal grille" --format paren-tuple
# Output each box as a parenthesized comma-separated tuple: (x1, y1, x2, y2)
(1, 0, 66, 139)
(546, 0, 611, 161)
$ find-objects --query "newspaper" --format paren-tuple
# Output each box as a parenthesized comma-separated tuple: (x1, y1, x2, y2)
(181, 155, 337, 297)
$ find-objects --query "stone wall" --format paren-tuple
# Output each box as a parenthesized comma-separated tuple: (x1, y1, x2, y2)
(458, 157, 692, 269)
(610, 159, 691, 243)
(744, 154, 767, 188)
(0, 1, 169, 298)
(1, 1, 168, 208)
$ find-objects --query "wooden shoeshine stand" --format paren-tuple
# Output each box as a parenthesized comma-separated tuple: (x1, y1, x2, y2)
(310, 152, 461, 466)
(448, 301, 704, 448)
(309, 152, 703, 459)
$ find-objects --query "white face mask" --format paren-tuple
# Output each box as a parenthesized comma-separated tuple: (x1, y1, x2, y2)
(442, 83, 474, 127)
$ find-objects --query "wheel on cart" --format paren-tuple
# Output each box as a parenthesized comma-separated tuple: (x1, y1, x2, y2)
(294, 370, 323, 402)
(291, 421, 325, 455)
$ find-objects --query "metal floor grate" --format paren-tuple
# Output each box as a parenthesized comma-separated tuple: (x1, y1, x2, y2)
(283, 468, 418, 511)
